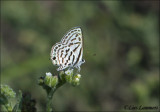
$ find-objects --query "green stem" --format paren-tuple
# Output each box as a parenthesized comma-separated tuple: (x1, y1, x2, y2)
(46, 81, 66, 112)
(46, 88, 56, 112)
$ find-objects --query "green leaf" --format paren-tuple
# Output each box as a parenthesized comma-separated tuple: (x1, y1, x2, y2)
(12, 90, 22, 112)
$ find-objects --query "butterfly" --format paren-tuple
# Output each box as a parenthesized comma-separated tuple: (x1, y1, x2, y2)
(50, 27, 85, 71)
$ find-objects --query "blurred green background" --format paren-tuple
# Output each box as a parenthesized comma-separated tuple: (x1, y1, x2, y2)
(1, 1, 159, 111)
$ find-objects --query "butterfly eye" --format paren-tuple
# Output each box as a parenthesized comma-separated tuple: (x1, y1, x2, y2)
(82, 59, 85, 63)
(53, 57, 56, 60)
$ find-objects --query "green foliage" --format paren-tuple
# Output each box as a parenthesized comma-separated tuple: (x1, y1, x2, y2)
(12, 91, 23, 112)
(0, 86, 36, 112)
(0, 85, 16, 100)
(0, 85, 16, 111)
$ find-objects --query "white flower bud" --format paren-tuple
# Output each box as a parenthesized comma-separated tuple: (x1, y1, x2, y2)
(65, 69, 73, 75)
(46, 72, 52, 76)
(44, 72, 58, 88)
(77, 74, 81, 78)
(75, 78, 79, 82)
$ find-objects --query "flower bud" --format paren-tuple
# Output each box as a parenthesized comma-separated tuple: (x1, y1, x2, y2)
(38, 76, 44, 85)
(59, 71, 65, 82)
(71, 74, 81, 86)
(65, 69, 73, 75)
(65, 69, 74, 83)
(51, 76, 58, 87)
(77, 74, 81, 78)
(44, 72, 58, 88)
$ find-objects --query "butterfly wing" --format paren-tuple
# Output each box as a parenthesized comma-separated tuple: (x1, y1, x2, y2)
(61, 27, 81, 44)
(61, 27, 83, 69)
(50, 27, 84, 71)
(69, 29, 83, 68)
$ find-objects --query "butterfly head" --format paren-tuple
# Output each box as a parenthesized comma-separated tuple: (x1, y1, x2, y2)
(51, 53, 58, 65)
(82, 59, 85, 63)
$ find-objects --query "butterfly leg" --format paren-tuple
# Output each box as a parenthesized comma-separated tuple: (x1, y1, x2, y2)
(57, 66, 64, 71)
(57, 67, 61, 71)
(76, 59, 85, 72)
(68, 67, 74, 71)
(57, 65, 69, 71)
(77, 66, 81, 72)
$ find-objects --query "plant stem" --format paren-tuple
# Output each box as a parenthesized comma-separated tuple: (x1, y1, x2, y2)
(46, 81, 66, 112)
(46, 87, 56, 112)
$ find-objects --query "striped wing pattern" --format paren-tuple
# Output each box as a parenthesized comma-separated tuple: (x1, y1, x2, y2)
(50, 27, 85, 71)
